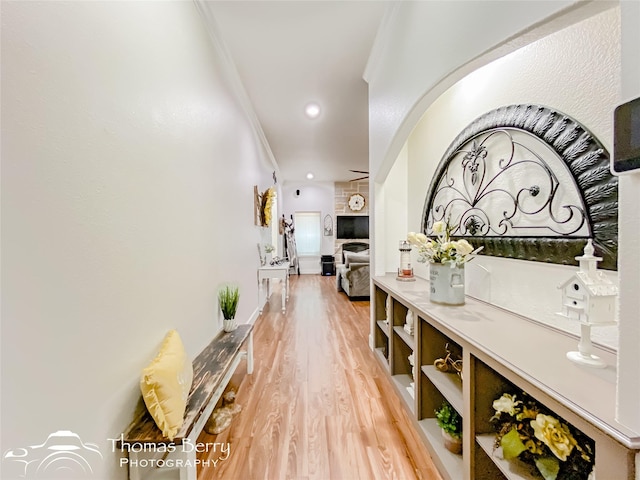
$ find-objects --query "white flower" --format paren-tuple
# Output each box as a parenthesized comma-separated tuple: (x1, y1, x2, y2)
(408, 232, 429, 247)
(530, 414, 577, 461)
(454, 239, 474, 256)
(432, 221, 446, 235)
(407, 218, 480, 265)
(492, 393, 522, 417)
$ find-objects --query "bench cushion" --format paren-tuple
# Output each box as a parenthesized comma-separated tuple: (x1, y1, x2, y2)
(140, 330, 193, 440)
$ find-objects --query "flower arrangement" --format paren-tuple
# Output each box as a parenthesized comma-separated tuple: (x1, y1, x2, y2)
(264, 244, 275, 253)
(260, 187, 276, 227)
(491, 391, 594, 480)
(407, 219, 482, 266)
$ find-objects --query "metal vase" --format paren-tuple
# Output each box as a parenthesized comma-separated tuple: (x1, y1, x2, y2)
(429, 263, 465, 305)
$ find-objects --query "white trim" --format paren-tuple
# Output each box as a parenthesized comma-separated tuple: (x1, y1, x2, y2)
(363, 2, 401, 84)
(246, 307, 260, 326)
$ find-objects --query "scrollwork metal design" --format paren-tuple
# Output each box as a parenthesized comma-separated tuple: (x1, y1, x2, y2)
(422, 104, 618, 269)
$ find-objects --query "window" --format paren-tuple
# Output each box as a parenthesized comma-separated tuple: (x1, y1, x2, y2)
(294, 212, 321, 256)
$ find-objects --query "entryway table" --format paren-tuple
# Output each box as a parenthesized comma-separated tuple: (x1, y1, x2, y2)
(258, 261, 290, 314)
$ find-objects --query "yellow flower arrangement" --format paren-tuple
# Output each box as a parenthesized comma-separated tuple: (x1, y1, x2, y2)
(491, 391, 594, 480)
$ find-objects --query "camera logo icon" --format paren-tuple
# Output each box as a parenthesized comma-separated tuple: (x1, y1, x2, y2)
(2, 430, 103, 479)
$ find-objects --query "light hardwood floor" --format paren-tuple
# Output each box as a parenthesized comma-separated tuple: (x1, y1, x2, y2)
(198, 274, 443, 480)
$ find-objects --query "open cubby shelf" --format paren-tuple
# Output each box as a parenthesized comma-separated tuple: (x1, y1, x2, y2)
(376, 320, 389, 337)
(372, 274, 639, 480)
(476, 434, 539, 480)
(393, 325, 415, 350)
(419, 418, 465, 480)
(422, 365, 463, 414)
(391, 373, 415, 413)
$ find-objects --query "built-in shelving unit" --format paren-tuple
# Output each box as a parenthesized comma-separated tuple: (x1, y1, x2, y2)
(372, 273, 639, 480)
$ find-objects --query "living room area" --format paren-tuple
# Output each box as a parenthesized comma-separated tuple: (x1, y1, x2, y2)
(280, 180, 372, 299)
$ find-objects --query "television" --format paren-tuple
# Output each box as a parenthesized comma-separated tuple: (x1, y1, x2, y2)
(613, 96, 640, 174)
(336, 215, 369, 239)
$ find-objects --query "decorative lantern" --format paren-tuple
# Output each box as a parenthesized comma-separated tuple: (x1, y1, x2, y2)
(558, 239, 618, 368)
(397, 240, 415, 281)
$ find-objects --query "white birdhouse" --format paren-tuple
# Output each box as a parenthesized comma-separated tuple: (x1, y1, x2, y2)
(558, 239, 618, 325)
(558, 239, 618, 368)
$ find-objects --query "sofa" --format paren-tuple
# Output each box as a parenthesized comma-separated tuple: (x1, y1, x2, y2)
(336, 242, 370, 298)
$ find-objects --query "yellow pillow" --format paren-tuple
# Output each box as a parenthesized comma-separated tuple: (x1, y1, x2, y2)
(140, 330, 193, 440)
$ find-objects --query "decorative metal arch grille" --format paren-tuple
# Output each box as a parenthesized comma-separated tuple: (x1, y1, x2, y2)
(422, 104, 618, 270)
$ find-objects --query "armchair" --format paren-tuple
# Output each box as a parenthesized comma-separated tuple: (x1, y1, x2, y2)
(336, 243, 370, 298)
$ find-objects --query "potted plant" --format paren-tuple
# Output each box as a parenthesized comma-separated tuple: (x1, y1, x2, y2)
(218, 285, 239, 332)
(264, 244, 275, 264)
(435, 401, 462, 454)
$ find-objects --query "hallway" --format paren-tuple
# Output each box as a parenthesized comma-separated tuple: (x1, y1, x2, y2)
(199, 275, 442, 479)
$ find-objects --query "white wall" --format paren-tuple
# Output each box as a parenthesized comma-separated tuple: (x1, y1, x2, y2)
(1, 2, 274, 478)
(616, 0, 640, 436)
(365, 0, 593, 183)
(282, 181, 335, 273)
(404, 7, 621, 348)
(382, 144, 409, 274)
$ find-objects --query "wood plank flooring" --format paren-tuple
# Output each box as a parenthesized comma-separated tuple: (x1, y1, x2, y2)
(198, 274, 443, 480)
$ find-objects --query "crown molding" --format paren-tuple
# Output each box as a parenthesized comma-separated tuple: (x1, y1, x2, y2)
(363, 1, 401, 85)
(193, 0, 280, 177)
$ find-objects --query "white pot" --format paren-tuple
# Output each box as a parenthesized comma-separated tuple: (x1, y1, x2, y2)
(223, 319, 237, 332)
(429, 263, 465, 305)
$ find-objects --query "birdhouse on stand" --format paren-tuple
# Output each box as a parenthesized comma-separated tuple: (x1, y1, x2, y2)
(558, 239, 618, 368)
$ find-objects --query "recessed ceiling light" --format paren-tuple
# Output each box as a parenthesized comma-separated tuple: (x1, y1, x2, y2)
(304, 102, 321, 119)
(306, 172, 314, 180)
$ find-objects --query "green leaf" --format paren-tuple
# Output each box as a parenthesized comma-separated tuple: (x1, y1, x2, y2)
(500, 428, 526, 460)
(535, 456, 560, 480)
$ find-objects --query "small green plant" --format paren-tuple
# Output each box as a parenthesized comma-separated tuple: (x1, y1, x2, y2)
(218, 285, 240, 320)
(435, 401, 462, 438)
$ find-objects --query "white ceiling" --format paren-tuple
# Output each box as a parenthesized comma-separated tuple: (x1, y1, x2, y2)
(205, 1, 389, 183)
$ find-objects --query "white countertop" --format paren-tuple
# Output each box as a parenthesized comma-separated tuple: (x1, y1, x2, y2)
(373, 273, 640, 448)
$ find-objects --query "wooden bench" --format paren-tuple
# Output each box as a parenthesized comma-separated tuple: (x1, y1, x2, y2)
(120, 325, 254, 480)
